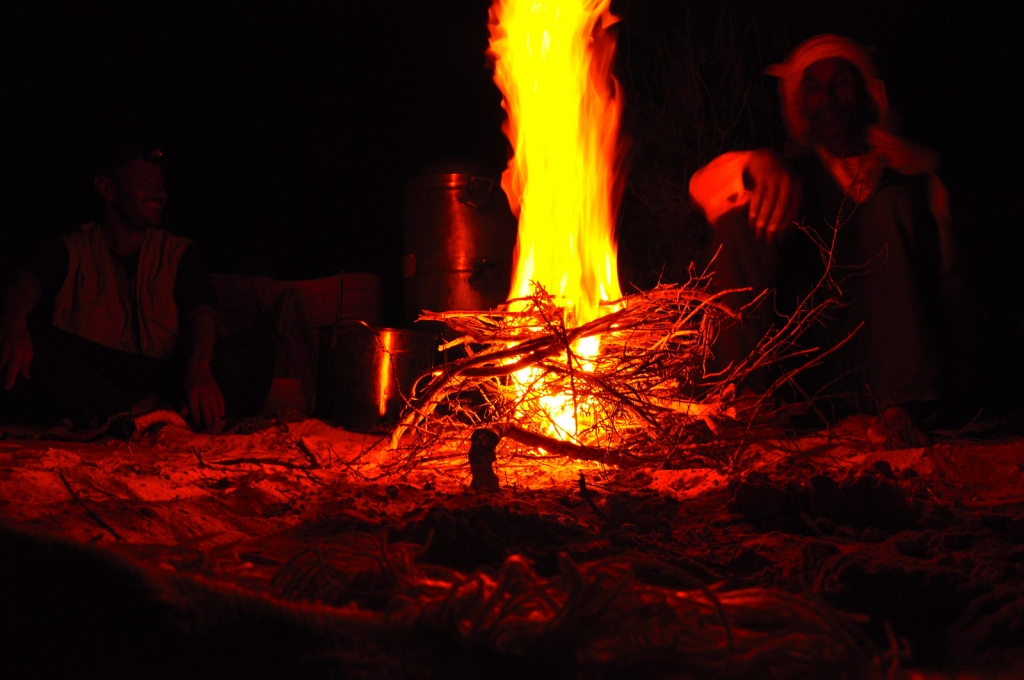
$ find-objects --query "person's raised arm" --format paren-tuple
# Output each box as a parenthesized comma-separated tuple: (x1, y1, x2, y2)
(689, 150, 754, 223)
(689, 148, 801, 243)
(0, 270, 42, 390)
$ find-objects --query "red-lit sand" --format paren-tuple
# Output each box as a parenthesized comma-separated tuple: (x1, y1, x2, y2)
(2, 412, 1023, 678)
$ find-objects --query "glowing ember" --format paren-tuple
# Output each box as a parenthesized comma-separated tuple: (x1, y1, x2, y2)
(488, 0, 627, 439)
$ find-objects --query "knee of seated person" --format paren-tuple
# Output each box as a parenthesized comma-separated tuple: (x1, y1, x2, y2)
(709, 205, 761, 258)
(713, 205, 755, 237)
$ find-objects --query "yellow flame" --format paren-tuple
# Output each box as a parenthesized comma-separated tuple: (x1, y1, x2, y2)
(488, 0, 627, 439)
(489, 0, 625, 326)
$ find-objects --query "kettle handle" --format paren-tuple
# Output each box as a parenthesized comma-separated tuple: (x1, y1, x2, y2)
(334, 318, 379, 336)
(458, 176, 494, 208)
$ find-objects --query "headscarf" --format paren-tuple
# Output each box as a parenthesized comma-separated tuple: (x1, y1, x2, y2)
(765, 34, 889, 147)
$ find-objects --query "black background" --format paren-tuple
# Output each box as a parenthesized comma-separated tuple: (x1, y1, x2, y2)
(2, 0, 1021, 397)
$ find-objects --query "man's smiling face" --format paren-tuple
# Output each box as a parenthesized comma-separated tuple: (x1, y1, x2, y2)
(109, 158, 167, 230)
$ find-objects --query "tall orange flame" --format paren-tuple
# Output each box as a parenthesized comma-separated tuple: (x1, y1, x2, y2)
(488, 0, 627, 328)
(487, 0, 627, 440)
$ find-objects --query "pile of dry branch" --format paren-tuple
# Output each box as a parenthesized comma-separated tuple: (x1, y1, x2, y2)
(390, 258, 849, 472)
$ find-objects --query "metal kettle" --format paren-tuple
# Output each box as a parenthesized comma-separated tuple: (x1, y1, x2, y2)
(400, 159, 518, 325)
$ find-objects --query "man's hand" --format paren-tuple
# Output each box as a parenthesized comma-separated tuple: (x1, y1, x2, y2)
(182, 359, 225, 432)
(182, 309, 224, 432)
(0, 316, 33, 390)
(743, 149, 802, 243)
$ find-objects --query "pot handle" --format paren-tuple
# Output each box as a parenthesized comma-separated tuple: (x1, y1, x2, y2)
(334, 318, 379, 336)
(458, 176, 494, 208)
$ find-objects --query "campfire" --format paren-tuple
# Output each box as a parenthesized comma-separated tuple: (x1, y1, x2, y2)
(389, 0, 752, 476)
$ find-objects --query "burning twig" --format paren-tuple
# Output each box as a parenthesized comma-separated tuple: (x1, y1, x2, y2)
(492, 423, 640, 467)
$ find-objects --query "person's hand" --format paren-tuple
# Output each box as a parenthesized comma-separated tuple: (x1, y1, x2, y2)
(743, 149, 802, 243)
(182, 359, 225, 432)
(0, 316, 33, 390)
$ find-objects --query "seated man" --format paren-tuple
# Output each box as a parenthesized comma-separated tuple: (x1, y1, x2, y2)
(690, 35, 959, 444)
(0, 144, 275, 431)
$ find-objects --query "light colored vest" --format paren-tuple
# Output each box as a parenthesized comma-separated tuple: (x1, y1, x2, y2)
(53, 222, 193, 358)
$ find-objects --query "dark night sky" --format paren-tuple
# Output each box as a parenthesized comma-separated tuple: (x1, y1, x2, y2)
(1, 1, 507, 282)
(1, 1, 1021, 296)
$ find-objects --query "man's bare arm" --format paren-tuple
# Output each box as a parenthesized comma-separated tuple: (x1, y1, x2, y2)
(689, 151, 753, 224)
(689, 149, 801, 242)
(0, 271, 42, 390)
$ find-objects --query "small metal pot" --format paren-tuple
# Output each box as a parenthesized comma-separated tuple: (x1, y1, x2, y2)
(317, 321, 436, 432)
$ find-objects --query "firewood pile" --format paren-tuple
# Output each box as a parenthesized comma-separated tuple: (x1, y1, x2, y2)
(390, 258, 852, 474)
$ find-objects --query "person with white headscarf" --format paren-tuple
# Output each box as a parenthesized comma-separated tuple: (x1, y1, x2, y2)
(690, 34, 961, 446)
